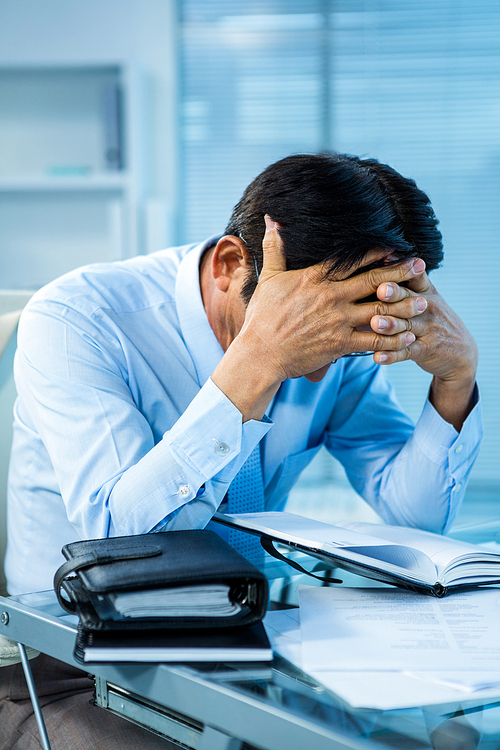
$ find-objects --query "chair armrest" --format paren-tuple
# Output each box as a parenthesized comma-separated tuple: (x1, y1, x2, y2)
(0, 633, 39, 667)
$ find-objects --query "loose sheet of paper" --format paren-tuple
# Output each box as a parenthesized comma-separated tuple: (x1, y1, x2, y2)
(299, 586, 500, 672)
(303, 670, 500, 711)
(265, 605, 500, 711)
(264, 609, 302, 666)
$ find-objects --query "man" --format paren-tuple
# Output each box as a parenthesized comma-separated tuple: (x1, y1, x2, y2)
(1, 153, 481, 749)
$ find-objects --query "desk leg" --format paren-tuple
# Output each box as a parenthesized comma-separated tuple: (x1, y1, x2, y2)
(17, 643, 52, 750)
(198, 726, 241, 750)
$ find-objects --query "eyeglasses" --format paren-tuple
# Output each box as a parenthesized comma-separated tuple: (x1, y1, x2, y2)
(238, 233, 260, 279)
(341, 351, 374, 358)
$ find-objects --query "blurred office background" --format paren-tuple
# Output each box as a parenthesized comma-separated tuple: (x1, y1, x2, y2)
(0, 0, 499, 529)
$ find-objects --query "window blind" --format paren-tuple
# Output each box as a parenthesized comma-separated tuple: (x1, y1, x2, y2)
(179, 0, 500, 486)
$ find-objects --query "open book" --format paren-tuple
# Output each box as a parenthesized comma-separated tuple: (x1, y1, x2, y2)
(214, 511, 500, 597)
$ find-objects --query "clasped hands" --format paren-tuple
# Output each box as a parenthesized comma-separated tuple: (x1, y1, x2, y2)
(235, 216, 477, 429)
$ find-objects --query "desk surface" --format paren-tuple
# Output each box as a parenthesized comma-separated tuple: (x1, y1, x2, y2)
(2, 520, 500, 750)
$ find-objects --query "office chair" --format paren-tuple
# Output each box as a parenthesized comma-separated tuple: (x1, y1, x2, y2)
(0, 299, 52, 750)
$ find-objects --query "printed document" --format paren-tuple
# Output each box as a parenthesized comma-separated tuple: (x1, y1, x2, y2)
(299, 586, 500, 672)
(264, 596, 500, 710)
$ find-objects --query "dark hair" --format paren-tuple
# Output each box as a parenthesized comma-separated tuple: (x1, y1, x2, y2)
(224, 153, 443, 304)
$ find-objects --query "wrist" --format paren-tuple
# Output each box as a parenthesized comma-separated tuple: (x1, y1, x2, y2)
(432, 360, 477, 402)
(212, 335, 283, 422)
(430, 373, 477, 432)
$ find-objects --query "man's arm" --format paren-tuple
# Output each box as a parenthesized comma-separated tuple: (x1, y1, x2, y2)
(327, 359, 482, 533)
(13, 296, 269, 542)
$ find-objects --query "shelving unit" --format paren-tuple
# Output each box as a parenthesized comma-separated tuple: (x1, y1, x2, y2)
(0, 63, 148, 290)
(0, 174, 131, 191)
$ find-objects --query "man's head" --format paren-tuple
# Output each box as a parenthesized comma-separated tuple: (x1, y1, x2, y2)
(224, 153, 443, 304)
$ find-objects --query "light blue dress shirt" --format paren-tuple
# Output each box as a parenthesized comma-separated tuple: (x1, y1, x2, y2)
(5, 238, 482, 594)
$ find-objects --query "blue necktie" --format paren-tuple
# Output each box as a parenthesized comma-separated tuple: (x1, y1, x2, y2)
(227, 444, 265, 565)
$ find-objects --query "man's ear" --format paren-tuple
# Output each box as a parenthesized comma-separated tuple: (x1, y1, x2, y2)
(212, 236, 249, 291)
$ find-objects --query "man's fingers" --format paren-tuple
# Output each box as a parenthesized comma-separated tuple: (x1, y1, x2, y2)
(349, 294, 427, 332)
(378, 271, 432, 302)
(260, 214, 286, 276)
(333, 247, 401, 282)
(369, 297, 428, 335)
(405, 270, 432, 295)
(374, 339, 423, 366)
(377, 281, 413, 303)
(351, 329, 416, 354)
(350, 257, 426, 301)
(370, 314, 414, 335)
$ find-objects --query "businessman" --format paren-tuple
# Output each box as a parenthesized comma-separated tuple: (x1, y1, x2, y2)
(1, 153, 481, 749)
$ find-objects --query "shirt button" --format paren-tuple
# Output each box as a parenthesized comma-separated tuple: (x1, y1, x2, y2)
(214, 441, 230, 456)
(454, 482, 462, 493)
(177, 484, 191, 498)
(455, 444, 464, 454)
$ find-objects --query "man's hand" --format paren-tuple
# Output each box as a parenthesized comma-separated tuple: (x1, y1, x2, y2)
(237, 217, 427, 382)
(213, 216, 476, 427)
(214, 217, 431, 422)
(371, 269, 478, 431)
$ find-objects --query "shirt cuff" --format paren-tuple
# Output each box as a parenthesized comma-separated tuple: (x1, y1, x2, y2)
(413, 384, 482, 466)
(163, 377, 272, 485)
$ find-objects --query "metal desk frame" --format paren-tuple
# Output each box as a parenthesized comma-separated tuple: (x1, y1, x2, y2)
(0, 593, 372, 750)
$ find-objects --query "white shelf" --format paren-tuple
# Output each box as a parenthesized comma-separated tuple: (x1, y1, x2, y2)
(0, 173, 131, 192)
(0, 62, 148, 289)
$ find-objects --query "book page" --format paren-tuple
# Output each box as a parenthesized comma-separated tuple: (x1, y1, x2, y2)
(344, 522, 500, 579)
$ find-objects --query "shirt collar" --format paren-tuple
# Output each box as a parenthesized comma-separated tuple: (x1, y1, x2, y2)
(175, 235, 224, 387)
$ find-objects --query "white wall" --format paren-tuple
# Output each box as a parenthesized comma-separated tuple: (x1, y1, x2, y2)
(0, 1, 179, 587)
(0, 0, 179, 247)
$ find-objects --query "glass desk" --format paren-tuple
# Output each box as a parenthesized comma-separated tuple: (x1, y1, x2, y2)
(1, 522, 500, 750)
